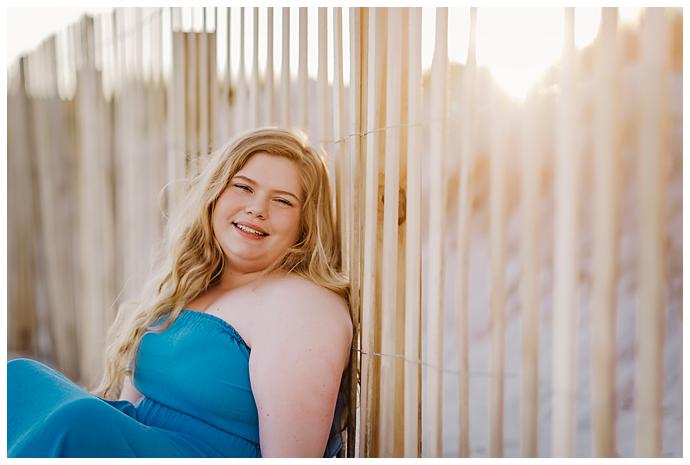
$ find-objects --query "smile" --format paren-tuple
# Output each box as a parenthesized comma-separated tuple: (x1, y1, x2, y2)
(232, 222, 269, 240)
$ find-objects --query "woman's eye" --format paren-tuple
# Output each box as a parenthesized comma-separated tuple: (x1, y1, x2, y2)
(275, 198, 292, 206)
(234, 184, 251, 192)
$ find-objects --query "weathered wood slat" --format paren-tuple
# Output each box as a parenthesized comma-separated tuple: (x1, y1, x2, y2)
(488, 78, 508, 460)
(297, 7, 308, 131)
(317, 7, 330, 150)
(552, 8, 578, 457)
(346, 7, 366, 457)
(199, 21, 210, 163)
(331, 7, 346, 276)
(250, 7, 260, 128)
(167, 23, 187, 213)
(456, 7, 477, 458)
(317, 8, 335, 220)
(591, 8, 620, 457)
(359, 7, 387, 457)
(394, 7, 409, 454)
(207, 30, 217, 153)
(404, 8, 422, 458)
(185, 26, 198, 176)
(424, 7, 448, 458)
(280, 7, 291, 128)
(635, 7, 668, 458)
(74, 15, 116, 389)
(265, 8, 275, 126)
(235, 7, 247, 135)
(8, 59, 39, 358)
(31, 41, 81, 380)
(519, 90, 542, 458)
(222, 7, 233, 141)
(379, 7, 404, 457)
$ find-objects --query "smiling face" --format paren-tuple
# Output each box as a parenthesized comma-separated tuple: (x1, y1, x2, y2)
(211, 152, 303, 274)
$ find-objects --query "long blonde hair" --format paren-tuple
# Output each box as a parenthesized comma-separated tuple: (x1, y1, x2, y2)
(92, 127, 350, 400)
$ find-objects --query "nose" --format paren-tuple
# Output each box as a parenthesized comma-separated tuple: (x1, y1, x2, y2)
(245, 197, 268, 219)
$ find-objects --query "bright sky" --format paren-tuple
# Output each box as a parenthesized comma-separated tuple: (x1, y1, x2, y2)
(7, 7, 114, 66)
(7, 7, 643, 99)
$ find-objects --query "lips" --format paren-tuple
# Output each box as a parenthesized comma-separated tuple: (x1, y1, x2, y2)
(232, 221, 269, 237)
(234, 221, 268, 235)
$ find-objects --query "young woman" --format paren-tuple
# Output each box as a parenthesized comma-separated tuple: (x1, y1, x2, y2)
(8, 127, 353, 457)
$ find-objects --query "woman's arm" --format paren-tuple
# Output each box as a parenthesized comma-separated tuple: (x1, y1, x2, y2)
(119, 375, 144, 404)
(249, 283, 352, 457)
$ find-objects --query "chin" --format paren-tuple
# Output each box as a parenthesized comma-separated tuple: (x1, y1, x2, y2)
(227, 252, 275, 269)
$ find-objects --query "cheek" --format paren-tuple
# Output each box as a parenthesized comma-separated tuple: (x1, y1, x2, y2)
(214, 192, 243, 223)
(210, 214, 224, 242)
(276, 209, 301, 240)
(212, 193, 235, 229)
(218, 190, 242, 210)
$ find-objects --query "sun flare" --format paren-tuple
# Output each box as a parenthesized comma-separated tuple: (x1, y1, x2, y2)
(471, 8, 641, 99)
(476, 8, 599, 99)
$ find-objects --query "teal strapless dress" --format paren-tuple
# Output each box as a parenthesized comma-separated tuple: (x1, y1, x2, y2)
(7, 310, 343, 457)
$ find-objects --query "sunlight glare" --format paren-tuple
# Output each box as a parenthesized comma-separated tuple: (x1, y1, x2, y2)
(475, 8, 604, 99)
(476, 8, 562, 99)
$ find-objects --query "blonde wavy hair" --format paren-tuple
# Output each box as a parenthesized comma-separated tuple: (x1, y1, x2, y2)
(92, 127, 350, 406)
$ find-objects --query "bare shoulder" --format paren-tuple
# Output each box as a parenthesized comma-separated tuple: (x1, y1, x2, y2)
(266, 274, 349, 316)
(259, 273, 352, 342)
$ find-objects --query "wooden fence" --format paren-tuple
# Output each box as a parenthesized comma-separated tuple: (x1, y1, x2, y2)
(7, 7, 682, 457)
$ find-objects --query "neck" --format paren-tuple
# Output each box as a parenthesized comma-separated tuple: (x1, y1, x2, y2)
(215, 268, 265, 291)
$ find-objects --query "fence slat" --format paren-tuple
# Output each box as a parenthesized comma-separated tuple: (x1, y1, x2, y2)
(456, 8, 477, 457)
(280, 7, 291, 127)
(519, 92, 542, 457)
(185, 26, 198, 175)
(265, 8, 275, 125)
(75, 15, 116, 388)
(404, 8, 422, 458)
(111, 8, 125, 304)
(488, 84, 508, 460)
(199, 27, 210, 161)
(424, 7, 448, 458)
(403, 8, 422, 457)
(31, 44, 80, 380)
(394, 7, 410, 455)
(332, 7, 347, 273)
(235, 7, 247, 134)
(317, 7, 333, 220)
(168, 22, 187, 212)
(329, 7, 350, 457)
(635, 7, 668, 458)
(591, 7, 620, 457)
(152, 8, 162, 85)
(359, 7, 387, 457)
(297, 8, 308, 131)
(379, 7, 404, 457)
(223, 7, 233, 139)
(208, 30, 217, 153)
(318, 7, 330, 151)
(347, 7, 366, 458)
(134, 8, 142, 80)
(8, 59, 39, 357)
(552, 7, 578, 457)
(68, 22, 80, 93)
(251, 7, 260, 128)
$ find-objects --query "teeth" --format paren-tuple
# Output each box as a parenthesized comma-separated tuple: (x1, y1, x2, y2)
(235, 223, 266, 236)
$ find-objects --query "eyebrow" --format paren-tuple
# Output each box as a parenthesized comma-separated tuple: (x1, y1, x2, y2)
(232, 175, 301, 202)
